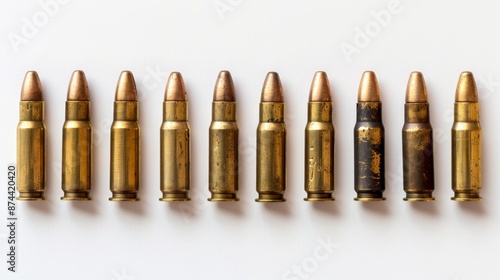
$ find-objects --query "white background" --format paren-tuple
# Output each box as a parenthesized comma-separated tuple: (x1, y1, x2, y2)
(1, 0, 499, 279)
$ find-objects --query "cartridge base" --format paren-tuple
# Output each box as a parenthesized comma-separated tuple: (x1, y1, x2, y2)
(109, 193, 140, 202)
(61, 192, 92, 201)
(159, 193, 190, 202)
(404, 192, 435, 202)
(208, 193, 239, 202)
(451, 192, 482, 202)
(17, 192, 45, 201)
(354, 192, 385, 202)
(255, 193, 285, 202)
(304, 193, 335, 202)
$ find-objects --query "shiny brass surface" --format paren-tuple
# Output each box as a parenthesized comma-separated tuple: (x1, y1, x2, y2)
(256, 72, 286, 202)
(209, 71, 239, 202)
(17, 71, 46, 201)
(452, 72, 481, 201)
(402, 72, 435, 201)
(304, 72, 334, 201)
(160, 72, 190, 201)
(109, 71, 140, 201)
(61, 71, 93, 200)
(354, 71, 385, 201)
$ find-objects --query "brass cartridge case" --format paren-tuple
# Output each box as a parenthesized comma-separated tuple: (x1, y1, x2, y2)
(354, 71, 385, 201)
(17, 71, 46, 201)
(160, 72, 190, 201)
(452, 72, 481, 201)
(402, 72, 435, 201)
(209, 71, 239, 202)
(109, 71, 140, 201)
(61, 71, 93, 200)
(305, 103, 334, 201)
(304, 72, 334, 201)
(160, 101, 190, 201)
(209, 102, 239, 202)
(17, 102, 46, 200)
(256, 72, 286, 202)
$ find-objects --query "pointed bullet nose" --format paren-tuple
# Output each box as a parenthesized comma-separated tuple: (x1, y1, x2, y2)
(164, 72, 186, 101)
(21, 71, 43, 101)
(405, 71, 427, 103)
(115, 71, 137, 101)
(261, 72, 284, 102)
(213, 70, 236, 102)
(455, 71, 478, 102)
(67, 70, 90, 101)
(357, 71, 380, 102)
(309, 71, 332, 102)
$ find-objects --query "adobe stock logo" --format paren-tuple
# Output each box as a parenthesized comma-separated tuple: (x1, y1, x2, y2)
(339, 0, 403, 63)
(213, 0, 243, 21)
(7, 0, 71, 53)
(282, 236, 340, 280)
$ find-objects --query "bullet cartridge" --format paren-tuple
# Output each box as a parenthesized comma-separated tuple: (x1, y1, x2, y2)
(17, 71, 46, 201)
(160, 72, 190, 201)
(304, 71, 335, 202)
(256, 72, 286, 202)
(402, 72, 435, 201)
(61, 70, 93, 200)
(452, 71, 482, 201)
(209, 71, 239, 202)
(354, 71, 385, 201)
(109, 71, 140, 201)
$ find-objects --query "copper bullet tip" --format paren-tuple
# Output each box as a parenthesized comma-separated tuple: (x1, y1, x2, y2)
(213, 70, 236, 102)
(115, 71, 137, 101)
(455, 71, 478, 102)
(405, 71, 428, 103)
(309, 71, 332, 102)
(67, 70, 90, 101)
(261, 72, 284, 102)
(20, 71, 43, 101)
(164, 72, 187, 101)
(357, 71, 380, 102)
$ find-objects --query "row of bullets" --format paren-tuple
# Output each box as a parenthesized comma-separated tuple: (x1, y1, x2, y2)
(16, 70, 481, 202)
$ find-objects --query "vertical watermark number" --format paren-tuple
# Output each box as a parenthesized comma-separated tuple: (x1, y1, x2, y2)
(6, 165, 17, 273)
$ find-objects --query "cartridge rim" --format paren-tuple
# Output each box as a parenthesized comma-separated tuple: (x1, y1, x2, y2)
(404, 194, 435, 202)
(17, 192, 45, 201)
(451, 192, 482, 202)
(354, 197, 386, 202)
(159, 193, 190, 202)
(208, 193, 239, 202)
(451, 197, 482, 202)
(109, 193, 140, 202)
(61, 192, 92, 201)
(304, 193, 335, 202)
(255, 193, 286, 202)
(354, 190, 385, 201)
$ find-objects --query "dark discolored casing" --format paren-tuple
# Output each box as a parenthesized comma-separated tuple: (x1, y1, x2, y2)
(354, 102, 385, 201)
(402, 103, 435, 201)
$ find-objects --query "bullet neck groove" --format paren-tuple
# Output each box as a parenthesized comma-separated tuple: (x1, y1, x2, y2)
(404, 103, 429, 123)
(66, 101, 90, 120)
(19, 101, 44, 121)
(308, 102, 332, 122)
(454, 102, 479, 122)
(164, 101, 187, 121)
(356, 102, 381, 122)
(259, 102, 284, 122)
(212, 102, 236, 121)
(114, 101, 138, 121)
